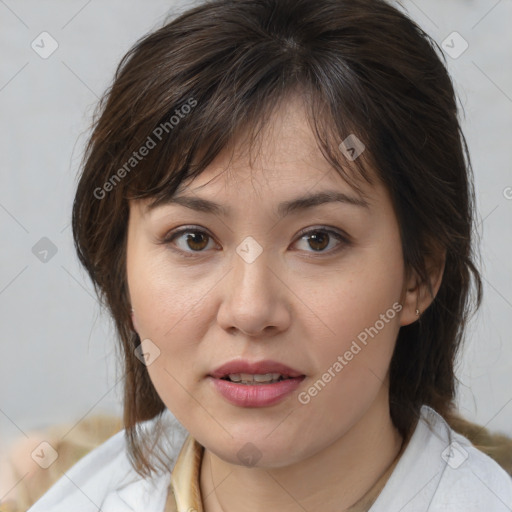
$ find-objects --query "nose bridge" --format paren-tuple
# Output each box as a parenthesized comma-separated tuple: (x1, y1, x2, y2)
(232, 235, 274, 303)
(217, 235, 288, 336)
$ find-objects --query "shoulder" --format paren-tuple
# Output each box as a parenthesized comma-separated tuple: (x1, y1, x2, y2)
(27, 409, 188, 512)
(372, 405, 512, 512)
(26, 426, 131, 511)
(428, 407, 512, 511)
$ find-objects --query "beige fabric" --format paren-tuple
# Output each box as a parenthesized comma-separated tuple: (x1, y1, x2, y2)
(165, 435, 204, 512)
(0, 415, 122, 512)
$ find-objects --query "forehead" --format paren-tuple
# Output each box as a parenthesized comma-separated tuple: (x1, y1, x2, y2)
(176, 95, 373, 197)
(136, 92, 386, 217)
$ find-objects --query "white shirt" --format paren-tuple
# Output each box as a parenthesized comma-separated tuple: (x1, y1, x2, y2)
(28, 405, 512, 511)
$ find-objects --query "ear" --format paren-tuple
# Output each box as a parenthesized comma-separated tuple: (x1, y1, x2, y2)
(399, 249, 446, 327)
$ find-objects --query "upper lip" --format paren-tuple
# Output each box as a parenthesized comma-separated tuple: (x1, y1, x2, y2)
(209, 359, 304, 379)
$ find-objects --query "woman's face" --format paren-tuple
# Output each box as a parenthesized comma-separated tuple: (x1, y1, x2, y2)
(126, 95, 416, 468)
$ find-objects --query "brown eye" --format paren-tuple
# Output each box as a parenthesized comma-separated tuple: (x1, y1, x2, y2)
(161, 225, 350, 259)
(182, 231, 210, 251)
(306, 231, 330, 251)
(294, 228, 348, 254)
(162, 227, 217, 257)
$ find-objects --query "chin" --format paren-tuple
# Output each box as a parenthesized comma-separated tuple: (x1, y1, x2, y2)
(206, 429, 307, 468)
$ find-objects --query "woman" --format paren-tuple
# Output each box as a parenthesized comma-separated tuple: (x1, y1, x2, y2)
(27, 0, 512, 510)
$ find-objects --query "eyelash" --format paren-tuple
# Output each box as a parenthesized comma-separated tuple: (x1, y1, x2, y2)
(158, 225, 351, 259)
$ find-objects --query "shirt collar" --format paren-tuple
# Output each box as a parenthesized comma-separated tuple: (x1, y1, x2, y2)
(166, 434, 204, 512)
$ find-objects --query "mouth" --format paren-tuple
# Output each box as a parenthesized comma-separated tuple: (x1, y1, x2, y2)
(208, 359, 306, 407)
(209, 359, 305, 381)
(219, 373, 298, 385)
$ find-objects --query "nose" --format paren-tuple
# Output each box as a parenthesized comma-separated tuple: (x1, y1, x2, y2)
(216, 246, 291, 338)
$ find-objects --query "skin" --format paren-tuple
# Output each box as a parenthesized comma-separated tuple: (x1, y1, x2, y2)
(126, 93, 444, 512)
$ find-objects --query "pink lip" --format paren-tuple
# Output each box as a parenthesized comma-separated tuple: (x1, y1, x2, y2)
(209, 377, 305, 407)
(208, 359, 306, 407)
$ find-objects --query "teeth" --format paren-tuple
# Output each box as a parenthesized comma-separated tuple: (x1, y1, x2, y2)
(227, 373, 286, 384)
(253, 373, 282, 382)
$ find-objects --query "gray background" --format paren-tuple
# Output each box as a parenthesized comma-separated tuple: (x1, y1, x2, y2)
(1, 0, 511, 479)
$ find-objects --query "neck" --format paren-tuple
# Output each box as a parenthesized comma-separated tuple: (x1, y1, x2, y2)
(200, 389, 404, 512)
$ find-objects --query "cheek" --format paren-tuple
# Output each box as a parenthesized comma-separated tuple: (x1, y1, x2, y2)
(126, 247, 214, 411)
(296, 288, 402, 434)
(127, 247, 208, 339)
(128, 264, 210, 428)
(305, 236, 404, 377)
(312, 294, 400, 385)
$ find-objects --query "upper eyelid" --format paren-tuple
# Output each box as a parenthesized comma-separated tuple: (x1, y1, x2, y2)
(161, 225, 215, 242)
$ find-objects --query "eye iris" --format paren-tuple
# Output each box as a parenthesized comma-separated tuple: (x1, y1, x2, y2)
(308, 231, 329, 251)
(186, 232, 208, 251)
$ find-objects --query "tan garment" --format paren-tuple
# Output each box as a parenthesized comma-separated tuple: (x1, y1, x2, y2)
(0, 415, 123, 512)
(164, 435, 406, 512)
(164, 435, 204, 512)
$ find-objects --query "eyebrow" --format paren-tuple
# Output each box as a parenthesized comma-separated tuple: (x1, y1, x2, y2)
(145, 189, 370, 218)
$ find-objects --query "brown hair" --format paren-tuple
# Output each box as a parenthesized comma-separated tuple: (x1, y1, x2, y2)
(71, 0, 507, 477)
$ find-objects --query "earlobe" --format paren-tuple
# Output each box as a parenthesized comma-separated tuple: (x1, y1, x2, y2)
(399, 275, 422, 327)
(131, 307, 139, 333)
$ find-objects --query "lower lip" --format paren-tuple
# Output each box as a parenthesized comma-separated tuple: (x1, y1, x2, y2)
(209, 376, 305, 407)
